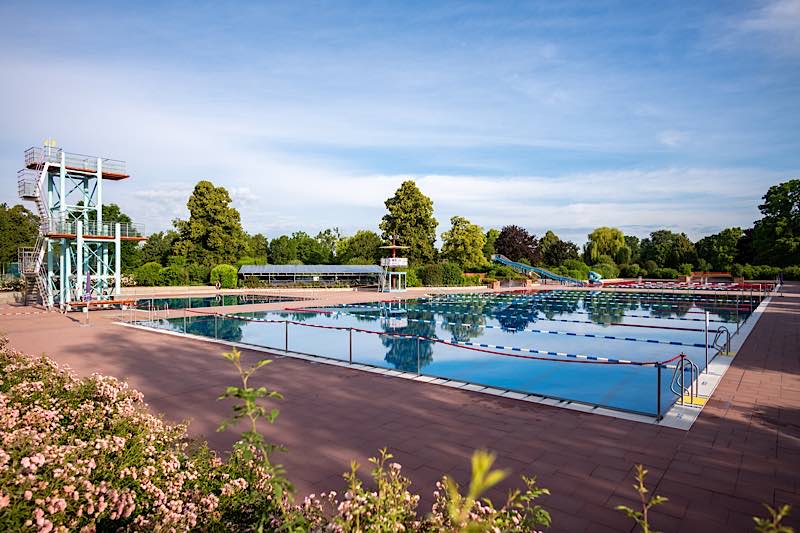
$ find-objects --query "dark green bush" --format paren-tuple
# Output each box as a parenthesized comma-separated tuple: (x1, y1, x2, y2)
(135, 261, 162, 286)
(160, 265, 188, 286)
(418, 264, 444, 286)
(651, 267, 679, 279)
(211, 264, 239, 288)
(619, 263, 641, 278)
(591, 262, 619, 279)
(187, 263, 210, 285)
(441, 262, 464, 286)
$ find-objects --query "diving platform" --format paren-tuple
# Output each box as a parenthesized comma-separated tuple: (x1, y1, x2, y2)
(24, 146, 129, 180)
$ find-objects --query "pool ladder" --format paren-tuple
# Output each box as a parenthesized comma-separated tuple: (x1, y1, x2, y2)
(670, 353, 700, 406)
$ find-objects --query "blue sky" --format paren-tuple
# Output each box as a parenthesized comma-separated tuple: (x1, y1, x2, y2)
(1, 0, 798, 244)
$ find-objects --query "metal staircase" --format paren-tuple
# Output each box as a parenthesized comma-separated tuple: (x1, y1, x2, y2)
(17, 157, 52, 310)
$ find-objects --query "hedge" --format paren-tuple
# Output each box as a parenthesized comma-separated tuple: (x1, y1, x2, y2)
(211, 264, 238, 288)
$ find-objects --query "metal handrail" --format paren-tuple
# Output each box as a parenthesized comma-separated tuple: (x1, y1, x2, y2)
(670, 353, 699, 406)
(712, 326, 731, 356)
(24, 146, 127, 175)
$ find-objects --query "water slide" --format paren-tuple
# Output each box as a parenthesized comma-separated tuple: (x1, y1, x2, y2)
(491, 254, 588, 286)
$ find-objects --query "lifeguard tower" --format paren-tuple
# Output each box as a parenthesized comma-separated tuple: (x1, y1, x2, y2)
(379, 237, 408, 292)
(16, 143, 146, 310)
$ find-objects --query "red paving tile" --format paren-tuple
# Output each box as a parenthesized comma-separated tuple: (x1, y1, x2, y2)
(1, 284, 799, 532)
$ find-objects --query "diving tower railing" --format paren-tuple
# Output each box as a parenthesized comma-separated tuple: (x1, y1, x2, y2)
(24, 146, 128, 179)
(491, 254, 586, 286)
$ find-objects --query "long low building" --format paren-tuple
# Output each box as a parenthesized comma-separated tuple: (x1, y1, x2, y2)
(239, 264, 384, 286)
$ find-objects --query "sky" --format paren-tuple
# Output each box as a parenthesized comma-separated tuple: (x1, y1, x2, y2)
(1, 0, 798, 245)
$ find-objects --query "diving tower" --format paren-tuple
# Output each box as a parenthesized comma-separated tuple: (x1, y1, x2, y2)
(16, 145, 146, 311)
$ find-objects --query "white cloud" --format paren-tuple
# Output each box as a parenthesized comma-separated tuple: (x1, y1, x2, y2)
(657, 130, 689, 148)
(727, 0, 800, 55)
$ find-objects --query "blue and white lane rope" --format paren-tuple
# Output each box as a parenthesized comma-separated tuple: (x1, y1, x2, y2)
(398, 316, 708, 348)
(326, 304, 730, 324)
(216, 312, 671, 366)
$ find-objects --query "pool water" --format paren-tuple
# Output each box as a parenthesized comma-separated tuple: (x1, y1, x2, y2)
(137, 290, 762, 417)
(135, 294, 306, 310)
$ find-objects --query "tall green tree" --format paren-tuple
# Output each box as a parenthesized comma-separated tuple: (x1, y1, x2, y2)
(752, 179, 800, 266)
(584, 227, 630, 265)
(540, 230, 579, 266)
(315, 228, 340, 264)
(0, 203, 39, 265)
(247, 233, 269, 261)
(494, 225, 540, 264)
(140, 230, 179, 266)
(441, 216, 488, 270)
(379, 181, 438, 265)
(483, 228, 500, 262)
(640, 230, 697, 269)
(172, 181, 248, 266)
(336, 230, 382, 264)
(269, 235, 297, 263)
(624, 235, 641, 264)
(696, 228, 742, 271)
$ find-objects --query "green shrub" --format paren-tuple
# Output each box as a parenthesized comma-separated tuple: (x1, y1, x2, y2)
(135, 261, 163, 286)
(591, 262, 619, 279)
(651, 267, 679, 279)
(211, 264, 239, 288)
(159, 265, 188, 286)
(441, 262, 464, 286)
(678, 263, 693, 276)
(741, 264, 781, 280)
(187, 263, 211, 285)
(405, 267, 422, 287)
(732, 263, 745, 278)
(418, 264, 444, 286)
(783, 266, 800, 281)
(620, 263, 641, 278)
(644, 260, 658, 274)
(463, 274, 483, 286)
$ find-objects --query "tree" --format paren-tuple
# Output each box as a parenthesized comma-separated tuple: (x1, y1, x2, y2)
(172, 181, 248, 266)
(483, 229, 500, 262)
(337, 230, 382, 264)
(247, 233, 269, 261)
(584, 227, 629, 265)
(539, 230, 579, 266)
(140, 230, 179, 266)
(315, 228, 340, 264)
(0, 203, 39, 265)
(640, 230, 697, 269)
(292, 231, 329, 264)
(625, 235, 641, 264)
(441, 216, 488, 271)
(695, 228, 743, 271)
(494, 225, 540, 264)
(269, 235, 297, 264)
(92, 203, 141, 272)
(379, 181, 437, 265)
(752, 179, 800, 266)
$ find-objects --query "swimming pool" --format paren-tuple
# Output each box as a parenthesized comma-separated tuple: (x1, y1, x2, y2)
(134, 290, 762, 417)
(135, 294, 306, 310)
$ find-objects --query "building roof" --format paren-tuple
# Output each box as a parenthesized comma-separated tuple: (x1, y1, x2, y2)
(239, 264, 384, 275)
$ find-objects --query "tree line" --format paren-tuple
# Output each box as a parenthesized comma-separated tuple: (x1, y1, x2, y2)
(2, 178, 798, 287)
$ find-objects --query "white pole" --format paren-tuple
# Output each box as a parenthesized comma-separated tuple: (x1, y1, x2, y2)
(76, 220, 84, 305)
(704, 310, 709, 373)
(114, 223, 121, 296)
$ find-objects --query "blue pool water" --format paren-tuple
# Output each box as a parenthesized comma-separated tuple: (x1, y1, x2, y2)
(135, 294, 305, 309)
(137, 290, 760, 417)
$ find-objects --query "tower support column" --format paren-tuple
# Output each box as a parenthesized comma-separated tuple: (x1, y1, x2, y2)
(114, 223, 121, 296)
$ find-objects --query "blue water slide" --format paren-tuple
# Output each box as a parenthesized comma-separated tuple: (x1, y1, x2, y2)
(490, 254, 587, 286)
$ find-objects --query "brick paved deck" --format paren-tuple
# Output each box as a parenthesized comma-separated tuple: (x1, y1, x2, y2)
(1, 285, 798, 532)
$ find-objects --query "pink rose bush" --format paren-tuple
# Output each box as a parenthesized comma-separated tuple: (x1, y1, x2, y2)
(0, 338, 552, 531)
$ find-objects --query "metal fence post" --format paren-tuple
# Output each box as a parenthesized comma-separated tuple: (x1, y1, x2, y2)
(284, 320, 288, 352)
(416, 336, 421, 375)
(656, 364, 662, 422)
(214, 313, 218, 339)
(349, 328, 353, 364)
